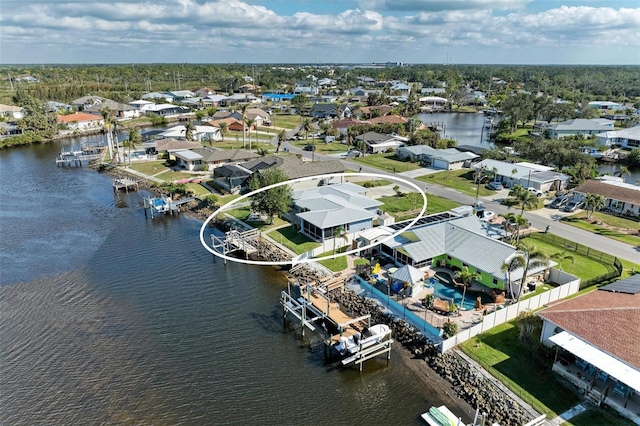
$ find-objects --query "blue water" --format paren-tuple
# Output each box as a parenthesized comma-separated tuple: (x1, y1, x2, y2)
(431, 274, 493, 311)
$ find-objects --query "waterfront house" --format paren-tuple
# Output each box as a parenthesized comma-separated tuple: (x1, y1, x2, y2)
(292, 183, 382, 245)
(419, 96, 448, 108)
(390, 83, 411, 96)
(243, 155, 347, 181)
(0, 121, 23, 136)
(537, 276, 640, 424)
(144, 104, 191, 116)
(159, 125, 221, 143)
(545, 118, 614, 139)
(368, 115, 408, 126)
(595, 126, 640, 149)
(573, 179, 640, 218)
(173, 147, 260, 172)
(332, 118, 370, 136)
(353, 105, 393, 119)
(212, 164, 253, 192)
(378, 215, 554, 295)
(195, 87, 216, 97)
(57, 113, 104, 131)
(396, 146, 478, 170)
(206, 117, 247, 132)
(0, 103, 24, 119)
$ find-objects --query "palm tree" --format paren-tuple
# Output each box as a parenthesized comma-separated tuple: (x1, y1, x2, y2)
(245, 118, 255, 150)
(503, 213, 529, 244)
(473, 165, 492, 205)
(275, 129, 285, 154)
(616, 165, 630, 178)
(454, 266, 479, 311)
(551, 250, 575, 271)
(509, 184, 538, 216)
(182, 123, 196, 141)
(218, 122, 228, 143)
(332, 226, 347, 255)
(301, 117, 313, 139)
(501, 255, 526, 300)
(584, 193, 605, 219)
(124, 128, 141, 166)
(239, 104, 248, 148)
(515, 241, 550, 302)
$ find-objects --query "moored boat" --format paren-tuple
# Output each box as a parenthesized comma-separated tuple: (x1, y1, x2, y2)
(334, 324, 391, 356)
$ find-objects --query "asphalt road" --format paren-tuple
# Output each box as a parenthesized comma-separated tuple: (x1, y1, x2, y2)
(276, 137, 640, 264)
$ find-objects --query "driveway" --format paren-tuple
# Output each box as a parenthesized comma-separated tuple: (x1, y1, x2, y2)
(398, 167, 442, 179)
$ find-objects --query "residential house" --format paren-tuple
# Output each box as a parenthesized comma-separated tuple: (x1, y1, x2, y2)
(174, 147, 260, 171)
(317, 78, 336, 87)
(220, 94, 259, 106)
(147, 138, 202, 157)
(211, 110, 242, 121)
(195, 87, 216, 97)
(245, 108, 271, 126)
(537, 277, 640, 424)
(294, 81, 317, 95)
(168, 90, 196, 100)
(419, 96, 448, 108)
(203, 95, 227, 106)
(0, 104, 24, 119)
(473, 159, 570, 192)
(378, 214, 554, 294)
(390, 83, 411, 96)
(588, 101, 624, 111)
(309, 103, 350, 119)
(144, 104, 191, 116)
(369, 115, 408, 126)
(420, 87, 446, 95)
(293, 183, 382, 245)
(129, 100, 155, 110)
(332, 118, 370, 136)
(206, 117, 247, 132)
(238, 84, 259, 94)
(57, 113, 104, 131)
(0, 122, 23, 136)
(357, 77, 377, 86)
(213, 164, 253, 192)
(46, 101, 73, 113)
(595, 126, 640, 149)
(573, 179, 640, 218)
(141, 92, 176, 103)
(243, 155, 347, 181)
(353, 105, 393, 119)
(396, 146, 478, 170)
(349, 87, 370, 97)
(545, 118, 614, 139)
(159, 125, 221, 143)
(356, 131, 406, 154)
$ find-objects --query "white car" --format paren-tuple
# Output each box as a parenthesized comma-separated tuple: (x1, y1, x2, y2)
(477, 209, 496, 222)
(527, 187, 544, 197)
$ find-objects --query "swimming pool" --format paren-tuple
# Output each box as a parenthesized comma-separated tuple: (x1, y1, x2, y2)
(430, 273, 493, 311)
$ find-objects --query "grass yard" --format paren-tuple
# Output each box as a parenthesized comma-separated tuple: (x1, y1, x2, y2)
(460, 322, 581, 418)
(356, 179, 392, 188)
(185, 182, 212, 197)
(154, 170, 196, 182)
(219, 207, 286, 230)
(567, 407, 636, 426)
(379, 193, 461, 220)
(316, 247, 348, 272)
(524, 234, 612, 280)
(561, 212, 640, 247)
(352, 154, 422, 172)
(354, 258, 370, 266)
(289, 139, 350, 154)
(271, 114, 303, 129)
(417, 169, 496, 197)
(129, 161, 169, 176)
(267, 226, 320, 255)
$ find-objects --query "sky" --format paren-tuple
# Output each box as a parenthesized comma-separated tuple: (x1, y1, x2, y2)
(1, 0, 639, 65)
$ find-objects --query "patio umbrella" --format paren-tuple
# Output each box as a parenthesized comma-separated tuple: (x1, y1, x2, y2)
(391, 264, 424, 284)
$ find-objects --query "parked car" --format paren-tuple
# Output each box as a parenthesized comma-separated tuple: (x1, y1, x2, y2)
(486, 181, 504, 190)
(562, 200, 584, 212)
(527, 187, 544, 197)
(346, 149, 362, 158)
(303, 144, 316, 151)
(549, 196, 568, 209)
(502, 218, 531, 229)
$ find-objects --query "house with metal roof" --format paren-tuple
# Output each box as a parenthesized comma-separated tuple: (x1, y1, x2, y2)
(292, 183, 383, 244)
(595, 126, 640, 149)
(473, 159, 569, 191)
(545, 118, 614, 139)
(378, 215, 555, 293)
(356, 131, 407, 154)
(537, 276, 640, 424)
(159, 125, 221, 143)
(588, 101, 624, 111)
(396, 145, 478, 170)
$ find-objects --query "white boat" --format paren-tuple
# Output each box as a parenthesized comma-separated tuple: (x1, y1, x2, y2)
(421, 405, 464, 426)
(334, 324, 391, 356)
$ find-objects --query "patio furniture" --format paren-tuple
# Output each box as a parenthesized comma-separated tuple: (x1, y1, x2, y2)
(614, 382, 628, 398)
(431, 298, 450, 314)
(576, 359, 588, 371)
(597, 371, 609, 383)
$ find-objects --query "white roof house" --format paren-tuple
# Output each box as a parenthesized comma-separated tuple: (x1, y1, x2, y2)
(588, 101, 624, 110)
(0, 104, 24, 119)
(595, 126, 640, 148)
(396, 146, 477, 170)
(160, 125, 221, 142)
(293, 183, 382, 244)
(474, 159, 568, 191)
(546, 118, 614, 139)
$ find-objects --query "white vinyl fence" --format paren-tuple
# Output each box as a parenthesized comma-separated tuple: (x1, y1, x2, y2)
(440, 277, 581, 353)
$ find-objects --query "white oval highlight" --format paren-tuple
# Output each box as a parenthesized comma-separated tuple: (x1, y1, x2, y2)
(199, 172, 427, 266)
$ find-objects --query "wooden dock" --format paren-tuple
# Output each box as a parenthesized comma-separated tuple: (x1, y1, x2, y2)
(113, 178, 139, 192)
(55, 147, 103, 167)
(210, 228, 260, 262)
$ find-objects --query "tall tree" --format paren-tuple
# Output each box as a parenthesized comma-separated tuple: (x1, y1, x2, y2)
(245, 117, 255, 150)
(248, 168, 292, 224)
(454, 266, 479, 311)
(332, 226, 347, 255)
(515, 241, 550, 302)
(275, 129, 285, 154)
(551, 250, 575, 271)
(218, 122, 228, 143)
(300, 117, 314, 139)
(182, 123, 196, 141)
(239, 104, 248, 148)
(509, 184, 538, 216)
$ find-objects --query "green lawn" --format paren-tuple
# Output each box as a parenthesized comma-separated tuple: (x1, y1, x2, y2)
(290, 139, 349, 154)
(270, 114, 303, 129)
(460, 322, 581, 418)
(378, 193, 461, 220)
(567, 407, 636, 426)
(129, 161, 169, 176)
(523, 235, 612, 280)
(316, 247, 348, 272)
(218, 207, 286, 230)
(561, 212, 640, 247)
(417, 169, 496, 197)
(267, 226, 320, 255)
(155, 170, 197, 182)
(352, 154, 421, 172)
(185, 182, 212, 197)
